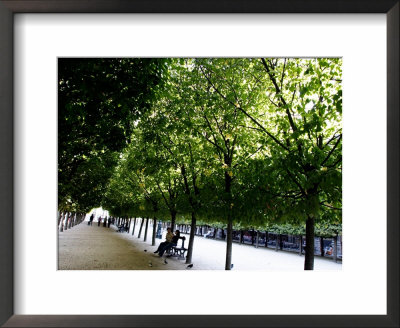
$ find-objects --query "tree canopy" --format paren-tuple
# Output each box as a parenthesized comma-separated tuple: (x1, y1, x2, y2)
(58, 58, 168, 212)
(58, 57, 342, 270)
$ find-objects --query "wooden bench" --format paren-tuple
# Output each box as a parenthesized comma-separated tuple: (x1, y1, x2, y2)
(167, 236, 187, 259)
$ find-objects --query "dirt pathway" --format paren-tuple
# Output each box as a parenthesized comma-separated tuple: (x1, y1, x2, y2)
(58, 223, 187, 270)
(59, 221, 342, 271)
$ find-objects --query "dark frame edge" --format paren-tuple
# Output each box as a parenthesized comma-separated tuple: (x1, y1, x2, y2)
(0, 0, 398, 13)
(0, 0, 14, 327)
(2, 314, 400, 328)
(1, 1, 399, 328)
(387, 2, 400, 327)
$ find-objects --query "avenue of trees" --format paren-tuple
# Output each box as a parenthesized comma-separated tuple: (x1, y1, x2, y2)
(58, 58, 342, 270)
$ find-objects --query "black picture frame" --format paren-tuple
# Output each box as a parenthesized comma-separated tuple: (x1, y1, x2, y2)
(0, 1, 398, 327)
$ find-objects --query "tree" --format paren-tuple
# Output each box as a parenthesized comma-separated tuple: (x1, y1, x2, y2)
(139, 63, 204, 264)
(58, 58, 168, 212)
(228, 58, 342, 269)
(181, 58, 268, 270)
(82, 57, 342, 271)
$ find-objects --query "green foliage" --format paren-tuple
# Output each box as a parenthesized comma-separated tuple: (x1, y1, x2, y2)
(58, 58, 168, 212)
(59, 57, 342, 238)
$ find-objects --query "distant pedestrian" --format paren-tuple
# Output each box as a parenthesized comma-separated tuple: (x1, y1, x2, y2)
(108, 217, 111, 228)
(103, 217, 107, 227)
(98, 217, 101, 226)
(89, 214, 94, 226)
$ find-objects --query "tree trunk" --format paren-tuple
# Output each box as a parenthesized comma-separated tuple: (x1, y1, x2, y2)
(59, 213, 65, 232)
(132, 217, 136, 236)
(340, 237, 343, 259)
(186, 212, 197, 264)
(299, 235, 303, 255)
(128, 218, 132, 233)
(57, 212, 62, 227)
(320, 237, 324, 257)
(225, 218, 233, 270)
(143, 218, 149, 242)
(170, 212, 176, 232)
(223, 150, 234, 270)
(64, 213, 69, 230)
(275, 234, 279, 252)
(333, 235, 338, 262)
(138, 218, 144, 238)
(265, 231, 269, 248)
(239, 230, 243, 244)
(255, 231, 259, 248)
(304, 216, 315, 270)
(152, 218, 157, 246)
(71, 214, 74, 227)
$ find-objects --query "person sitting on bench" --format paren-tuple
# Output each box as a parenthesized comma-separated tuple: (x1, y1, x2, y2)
(117, 224, 126, 232)
(158, 230, 181, 257)
(325, 245, 333, 256)
(153, 227, 173, 254)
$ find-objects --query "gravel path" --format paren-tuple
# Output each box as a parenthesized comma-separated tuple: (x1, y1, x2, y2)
(58, 222, 186, 270)
(58, 221, 342, 271)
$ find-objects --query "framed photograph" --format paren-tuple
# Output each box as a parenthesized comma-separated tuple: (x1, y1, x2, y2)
(1, 1, 398, 327)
